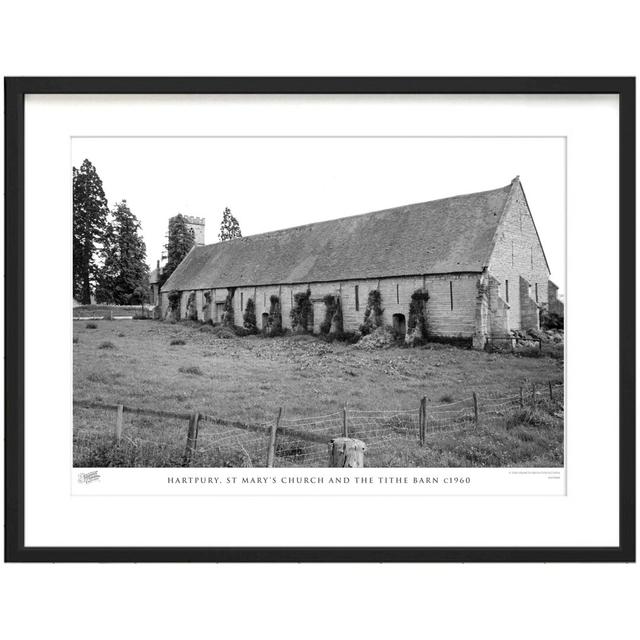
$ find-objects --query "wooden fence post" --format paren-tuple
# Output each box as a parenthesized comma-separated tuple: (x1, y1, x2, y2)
(342, 404, 348, 438)
(519, 386, 524, 408)
(423, 397, 428, 438)
(182, 411, 200, 466)
(419, 396, 426, 446)
(114, 404, 124, 443)
(548, 380, 553, 400)
(472, 392, 479, 428)
(328, 438, 366, 467)
(266, 407, 282, 468)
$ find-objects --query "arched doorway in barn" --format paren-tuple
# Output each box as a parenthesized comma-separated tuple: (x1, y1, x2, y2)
(392, 313, 406, 339)
(261, 312, 269, 331)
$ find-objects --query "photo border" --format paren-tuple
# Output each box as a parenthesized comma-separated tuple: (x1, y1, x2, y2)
(4, 77, 635, 562)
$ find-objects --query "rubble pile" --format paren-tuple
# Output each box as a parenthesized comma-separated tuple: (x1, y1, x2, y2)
(353, 326, 396, 351)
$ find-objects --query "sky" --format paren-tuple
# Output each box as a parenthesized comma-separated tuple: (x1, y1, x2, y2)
(72, 136, 566, 295)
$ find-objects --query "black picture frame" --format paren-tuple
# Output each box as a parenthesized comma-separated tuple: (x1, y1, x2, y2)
(4, 77, 635, 563)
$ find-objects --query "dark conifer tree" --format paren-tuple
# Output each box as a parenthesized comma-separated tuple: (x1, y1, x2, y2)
(73, 159, 109, 303)
(218, 207, 242, 241)
(95, 201, 149, 305)
(161, 214, 195, 286)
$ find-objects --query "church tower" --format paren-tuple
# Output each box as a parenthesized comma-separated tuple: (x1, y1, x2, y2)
(170, 214, 205, 246)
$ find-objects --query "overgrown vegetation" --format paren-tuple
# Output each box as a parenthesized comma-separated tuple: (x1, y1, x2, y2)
(290, 288, 313, 332)
(170, 339, 186, 346)
(222, 288, 235, 326)
(86, 323, 97, 329)
(203, 291, 212, 321)
(243, 297, 258, 333)
(319, 330, 360, 344)
(98, 341, 115, 349)
(265, 295, 283, 336)
(320, 294, 343, 335)
(407, 288, 430, 343)
(185, 291, 198, 321)
(167, 291, 182, 319)
(540, 308, 564, 330)
(359, 289, 384, 335)
(178, 365, 203, 376)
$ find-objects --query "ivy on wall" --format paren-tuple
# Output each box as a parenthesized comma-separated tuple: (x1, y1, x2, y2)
(359, 289, 384, 335)
(203, 290, 212, 320)
(243, 297, 258, 333)
(266, 295, 283, 336)
(320, 294, 343, 335)
(167, 291, 181, 320)
(185, 291, 198, 321)
(407, 288, 430, 342)
(290, 288, 313, 332)
(222, 288, 235, 326)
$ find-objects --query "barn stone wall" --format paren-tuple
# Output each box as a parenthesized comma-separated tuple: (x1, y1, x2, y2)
(487, 179, 550, 330)
(160, 272, 481, 339)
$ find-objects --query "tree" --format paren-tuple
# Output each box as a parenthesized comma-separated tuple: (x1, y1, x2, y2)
(218, 207, 242, 241)
(95, 201, 149, 305)
(73, 159, 109, 303)
(161, 214, 195, 286)
(94, 220, 118, 304)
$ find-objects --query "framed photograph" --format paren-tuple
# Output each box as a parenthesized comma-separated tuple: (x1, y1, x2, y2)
(4, 77, 635, 562)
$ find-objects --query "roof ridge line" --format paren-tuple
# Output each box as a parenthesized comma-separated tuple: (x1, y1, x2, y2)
(193, 182, 514, 250)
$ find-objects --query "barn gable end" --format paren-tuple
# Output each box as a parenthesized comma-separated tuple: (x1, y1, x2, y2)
(485, 177, 551, 332)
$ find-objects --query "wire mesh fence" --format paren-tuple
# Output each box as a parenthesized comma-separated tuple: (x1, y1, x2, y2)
(73, 381, 564, 468)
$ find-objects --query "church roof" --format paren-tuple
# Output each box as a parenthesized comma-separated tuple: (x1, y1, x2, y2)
(162, 179, 518, 292)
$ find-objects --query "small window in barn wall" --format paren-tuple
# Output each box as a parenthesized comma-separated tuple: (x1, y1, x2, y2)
(449, 281, 454, 311)
(355, 285, 359, 311)
(535, 283, 539, 302)
(505, 279, 509, 303)
(530, 246, 534, 269)
(396, 284, 399, 304)
(240, 291, 244, 310)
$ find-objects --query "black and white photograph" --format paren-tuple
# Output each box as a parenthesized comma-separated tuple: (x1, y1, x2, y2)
(72, 136, 565, 471)
(6, 77, 632, 565)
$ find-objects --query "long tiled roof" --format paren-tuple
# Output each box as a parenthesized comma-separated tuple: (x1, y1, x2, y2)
(162, 179, 517, 291)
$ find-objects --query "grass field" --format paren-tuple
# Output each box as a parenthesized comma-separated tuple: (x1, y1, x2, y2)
(73, 319, 564, 468)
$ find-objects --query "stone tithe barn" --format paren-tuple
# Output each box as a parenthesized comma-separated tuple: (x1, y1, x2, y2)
(160, 177, 552, 349)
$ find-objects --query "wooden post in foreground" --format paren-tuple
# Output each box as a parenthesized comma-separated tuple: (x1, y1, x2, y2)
(114, 404, 124, 443)
(548, 380, 553, 400)
(266, 407, 282, 468)
(342, 404, 348, 438)
(472, 392, 479, 428)
(182, 411, 200, 467)
(328, 437, 366, 467)
(422, 397, 428, 438)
